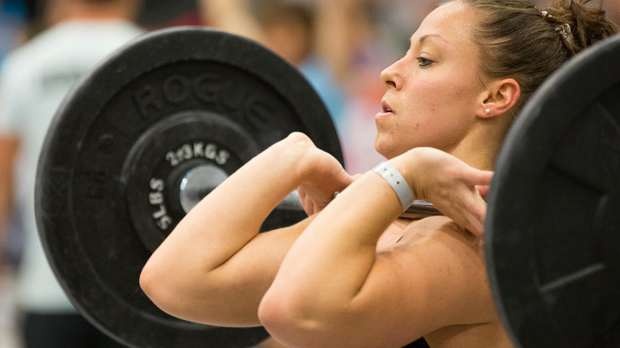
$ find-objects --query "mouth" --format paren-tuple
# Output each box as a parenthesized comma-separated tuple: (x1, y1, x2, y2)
(381, 100, 394, 114)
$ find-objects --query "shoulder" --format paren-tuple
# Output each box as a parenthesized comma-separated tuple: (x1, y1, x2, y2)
(332, 216, 498, 346)
(391, 216, 493, 322)
(379, 216, 495, 323)
(399, 216, 480, 250)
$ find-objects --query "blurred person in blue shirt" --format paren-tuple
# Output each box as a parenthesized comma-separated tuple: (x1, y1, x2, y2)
(202, 0, 347, 135)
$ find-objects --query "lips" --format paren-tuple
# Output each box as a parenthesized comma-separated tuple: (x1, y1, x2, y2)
(381, 100, 394, 114)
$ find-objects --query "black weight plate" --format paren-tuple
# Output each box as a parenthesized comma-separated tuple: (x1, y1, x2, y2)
(36, 27, 342, 348)
(486, 35, 620, 348)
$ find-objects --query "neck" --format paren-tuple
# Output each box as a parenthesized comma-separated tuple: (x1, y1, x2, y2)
(447, 116, 512, 171)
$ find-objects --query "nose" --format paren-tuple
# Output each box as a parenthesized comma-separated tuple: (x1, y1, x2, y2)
(380, 58, 405, 90)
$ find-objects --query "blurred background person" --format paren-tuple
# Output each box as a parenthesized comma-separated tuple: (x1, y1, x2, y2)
(0, 1, 142, 347)
(201, 0, 417, 172)
(0, 0, 27, 63)
(201, 0, 347, 138)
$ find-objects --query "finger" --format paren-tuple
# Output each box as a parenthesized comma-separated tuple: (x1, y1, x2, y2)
(456, 187, 486, 236)
(312, 201, 320, 215)
(298, 190, 308, 211)
(464, 169, 494, 186)
(476, 185, 491, 199)
(460, 206, 484, 237)
(469, 217, 484, 237)
(338, 170, 355, 188)
(470, 195, 487, 236)
(302, 196, 313, 216)
(470, 188, 487, 220)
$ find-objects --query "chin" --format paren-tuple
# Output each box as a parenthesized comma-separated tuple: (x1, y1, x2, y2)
(374, 137, 399, 159)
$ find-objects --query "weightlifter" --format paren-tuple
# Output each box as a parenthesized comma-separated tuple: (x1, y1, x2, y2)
(140, 1, 617, 347)
(0, 1, 141, 347)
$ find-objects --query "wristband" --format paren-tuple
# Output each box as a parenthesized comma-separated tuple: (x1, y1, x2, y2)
(373, 161, 416, 211)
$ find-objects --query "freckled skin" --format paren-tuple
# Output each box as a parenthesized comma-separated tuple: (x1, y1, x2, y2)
(375, 1, 485, 159)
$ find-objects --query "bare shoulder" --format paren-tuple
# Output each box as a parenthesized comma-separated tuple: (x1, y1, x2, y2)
(375, 216, 496, 324)
(398, 216, 481, 251)
(338, 216, 501, 346)
(396, 216, 494, 322)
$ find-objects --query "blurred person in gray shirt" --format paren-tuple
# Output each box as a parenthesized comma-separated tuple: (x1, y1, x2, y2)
(0, 1, 142, 347)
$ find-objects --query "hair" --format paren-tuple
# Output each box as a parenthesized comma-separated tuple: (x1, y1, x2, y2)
(462, 0, 617, 110)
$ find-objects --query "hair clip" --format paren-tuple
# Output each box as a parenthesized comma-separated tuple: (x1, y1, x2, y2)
(540, 9, 553, 19)
(556, 23, 576, 48)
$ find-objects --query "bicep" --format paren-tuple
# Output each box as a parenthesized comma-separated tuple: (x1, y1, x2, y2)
(345, 226, 495, 347)
(168, 215, 316, 326)
(211, 214, 316, 293)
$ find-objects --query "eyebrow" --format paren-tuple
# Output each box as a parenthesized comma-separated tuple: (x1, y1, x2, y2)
(410, 34, 449, 47)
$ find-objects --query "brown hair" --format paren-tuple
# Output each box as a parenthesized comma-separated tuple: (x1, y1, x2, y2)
(463, 0, 617, 109)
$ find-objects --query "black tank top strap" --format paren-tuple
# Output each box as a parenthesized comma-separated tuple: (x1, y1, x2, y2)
(402, 338, 430, 348)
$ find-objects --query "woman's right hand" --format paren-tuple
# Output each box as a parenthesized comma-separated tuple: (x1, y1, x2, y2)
(288, 133, 354, 216)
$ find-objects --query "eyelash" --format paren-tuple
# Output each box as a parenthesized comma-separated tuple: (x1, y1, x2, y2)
(416, 57, 434, 68)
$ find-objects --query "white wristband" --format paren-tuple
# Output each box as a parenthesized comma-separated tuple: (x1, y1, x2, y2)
(373, 161, 416, 211)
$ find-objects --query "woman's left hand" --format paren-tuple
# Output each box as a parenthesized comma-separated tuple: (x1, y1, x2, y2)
(393, 148, 494, 236)
(292, 133, 355, 216)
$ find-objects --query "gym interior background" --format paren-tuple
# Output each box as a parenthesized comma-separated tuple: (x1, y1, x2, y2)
(0, 0, 618, 347)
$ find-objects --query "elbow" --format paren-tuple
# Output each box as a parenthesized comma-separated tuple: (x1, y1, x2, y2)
(139, 261, 178, 315)
(258, 296, 318, 347)
(139, 259, 195, 320)
(138, 262, 158, 302)
(139, 260, 238, 326)
(258, 291, 345, 347)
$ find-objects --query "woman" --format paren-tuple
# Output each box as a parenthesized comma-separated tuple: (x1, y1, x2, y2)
(139, 1, 616, 347)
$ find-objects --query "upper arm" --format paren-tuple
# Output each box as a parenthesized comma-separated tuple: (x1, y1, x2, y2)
(141, 215, 316, 327)
(328, 223, 494, 347)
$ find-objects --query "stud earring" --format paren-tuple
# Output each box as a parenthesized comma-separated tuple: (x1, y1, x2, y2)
(485, 108, 492, 114)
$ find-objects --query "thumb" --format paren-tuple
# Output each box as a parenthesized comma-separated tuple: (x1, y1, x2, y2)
(337, 169, 355, 187)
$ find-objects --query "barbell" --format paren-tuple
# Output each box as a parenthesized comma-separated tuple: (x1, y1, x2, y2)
(35, 27, 619, 348)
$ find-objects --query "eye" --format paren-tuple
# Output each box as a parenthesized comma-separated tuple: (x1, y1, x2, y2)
(417, 57, 434, 68)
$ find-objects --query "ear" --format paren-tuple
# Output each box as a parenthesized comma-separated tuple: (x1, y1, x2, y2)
(476, 78, 521, 119)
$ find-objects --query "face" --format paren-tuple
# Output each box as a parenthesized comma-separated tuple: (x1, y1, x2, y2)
(375, 1, 485, 158)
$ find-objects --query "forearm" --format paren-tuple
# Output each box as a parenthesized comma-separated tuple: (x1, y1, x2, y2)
(260, 155, 417, 325)
(145, 135, 310, 270)
(316, 0, 362, 82)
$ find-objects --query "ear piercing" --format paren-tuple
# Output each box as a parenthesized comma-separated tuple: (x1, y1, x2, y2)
(485, 108, 492, 114)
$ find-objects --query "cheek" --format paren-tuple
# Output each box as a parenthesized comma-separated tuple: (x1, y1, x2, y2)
(408, 72, 478, 122)
(396, 74, 478, 147)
